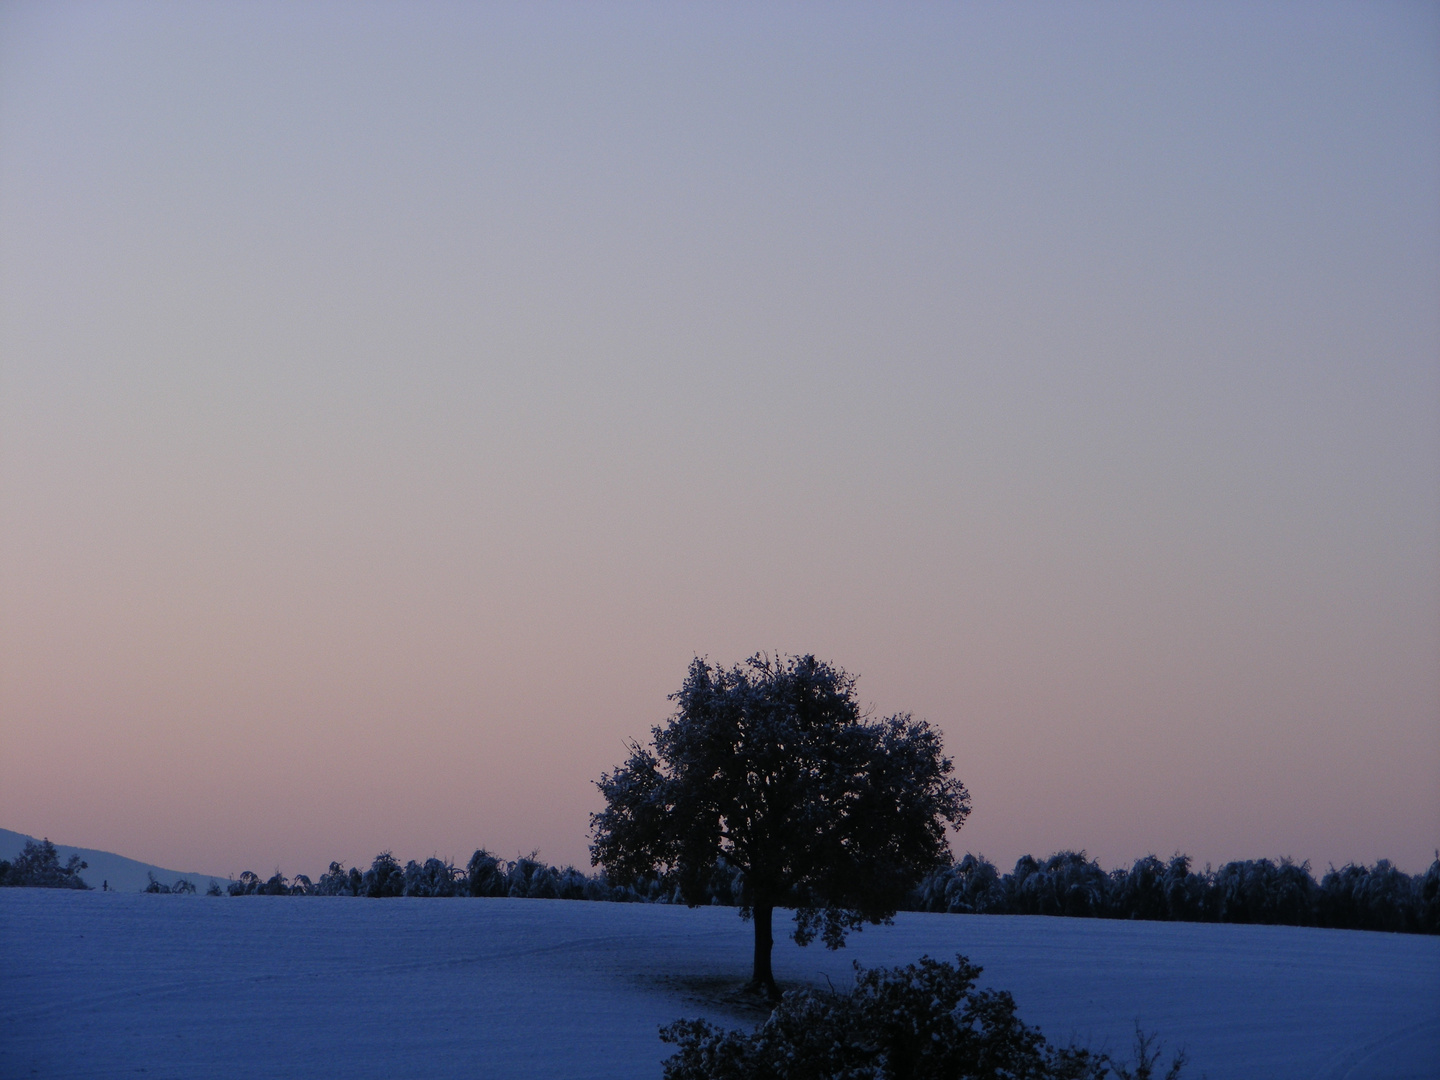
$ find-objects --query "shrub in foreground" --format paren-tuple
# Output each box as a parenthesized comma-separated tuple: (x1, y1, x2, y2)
(660, 954, 1184, 1080)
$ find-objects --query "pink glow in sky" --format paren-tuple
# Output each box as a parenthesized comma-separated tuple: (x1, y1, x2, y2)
(2, 2, 1437, 879)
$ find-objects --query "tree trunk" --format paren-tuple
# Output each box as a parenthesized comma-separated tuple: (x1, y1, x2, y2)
(749, 902, 779, 999)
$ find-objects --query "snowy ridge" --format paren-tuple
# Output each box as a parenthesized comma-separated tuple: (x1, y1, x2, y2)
(0, 829, 227, 895)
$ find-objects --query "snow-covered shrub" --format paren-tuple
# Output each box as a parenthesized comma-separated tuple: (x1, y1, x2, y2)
(403, 858, 461, 897)
(508, 855, 558, 899)
(904, 850, 1435, 934)
(144, 872, 171, 894)
(955, 853, 1004, 913)
(553, 866, 591, 900)
(1116, 856, 1168, 921)
(1008, 852, 1111, 918)
(1420, 855, 1440, 934)
(1210, 859, 1316, 925)
(1319, 862, 1376, 930)
(1159, 855, 1205, 921)
(465, 849, 508, 896)
(257, 873, 290, 896)
(314, 863, 343, 895)
(659, 954, 1184, 1080)
(363, 852, 405, 897)
(226, 869, 310, 896)
(911, 860, 954, 912)
(201, 839, 1438, 935)
(0, 839, 90, 890)
(580, 871, 613, 901)
(143, 874, 196, 894)
(313, 865, 339, 894)
(1318, 860, 1425, 934)
(314, 862, 358, 895)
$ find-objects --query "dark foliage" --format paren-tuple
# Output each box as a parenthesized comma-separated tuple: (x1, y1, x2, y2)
(210, 842, 1437, 936)
(259, 872, 291, 896)
(209, 841, 1435, 939)
(465, 849, 508, 896)
(0, 839, 90, 890)
(404, 857, 462, 897)
(363, 852, 405, 897)
(228, 849, 651, 901)
(314, 861, 364, 896)
(228, 871, 262, 896)
(910, 850, 1440, 935)
(659, 954, 1184, 1080)
(144, 872, 196, 894)
(591, 654, 970, 994)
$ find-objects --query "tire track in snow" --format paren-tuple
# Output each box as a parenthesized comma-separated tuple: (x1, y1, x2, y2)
(1313, 1017, 1440, 1080)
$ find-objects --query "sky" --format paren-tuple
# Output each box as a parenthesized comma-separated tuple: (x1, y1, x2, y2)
(1, 1, 1437, 880)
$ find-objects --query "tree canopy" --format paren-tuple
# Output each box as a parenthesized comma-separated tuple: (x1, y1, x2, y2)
(0, 839, 90, 890)
(590, 654, 969, 996)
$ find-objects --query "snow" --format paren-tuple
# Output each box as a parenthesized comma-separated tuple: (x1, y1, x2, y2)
(1, 890, 1435, 1079)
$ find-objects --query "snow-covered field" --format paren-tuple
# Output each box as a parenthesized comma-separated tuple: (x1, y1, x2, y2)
(1, 891, 1435, 1079)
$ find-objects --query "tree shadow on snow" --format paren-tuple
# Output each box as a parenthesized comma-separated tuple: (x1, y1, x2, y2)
(643, 971, 824, 1022)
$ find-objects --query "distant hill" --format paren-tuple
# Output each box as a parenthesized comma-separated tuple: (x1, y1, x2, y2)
(0, 829, 229, 894)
